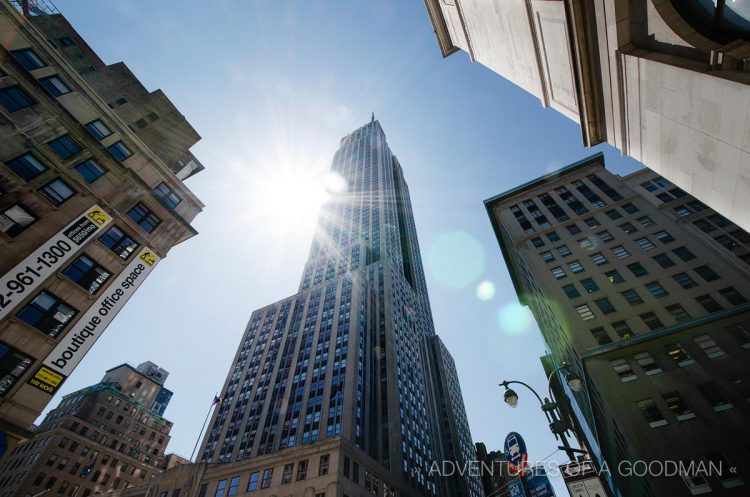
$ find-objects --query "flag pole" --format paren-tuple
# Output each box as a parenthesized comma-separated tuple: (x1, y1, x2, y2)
(190, 395, 220, 463)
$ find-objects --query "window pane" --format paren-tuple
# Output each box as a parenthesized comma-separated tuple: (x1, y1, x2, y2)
(5, 153, 47, 181)
(1, 204, 36, 237)
(16, 291, 77, 338)
(85, 119, 112, 140)
(47, 135, 81, 159)
(39, 178, 75, 206)
(74, 159, 106, 182)
(108, 141, 133, 162)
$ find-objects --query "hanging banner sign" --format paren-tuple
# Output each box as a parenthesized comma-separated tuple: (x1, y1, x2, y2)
(0, 204, 112, 321)
(28, 246, 160, 395)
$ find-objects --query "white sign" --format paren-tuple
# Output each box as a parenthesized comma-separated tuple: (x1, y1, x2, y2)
(566, 477, 607, 497)
(0, 204, 112, 320)
(28, 247, 160, 394)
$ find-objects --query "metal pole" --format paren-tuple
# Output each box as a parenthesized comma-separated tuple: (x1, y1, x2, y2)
(190, 401, 216, 463)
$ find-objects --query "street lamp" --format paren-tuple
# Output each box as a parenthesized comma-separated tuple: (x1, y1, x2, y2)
(499, 362, 584, 461)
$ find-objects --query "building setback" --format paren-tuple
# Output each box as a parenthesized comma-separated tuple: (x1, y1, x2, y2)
(485, 153, 750, 497)
(0, 362, 181, 497)
(424, 0, 750, 232)
(99, 119, 483, 497)
(0, 1, 204, 454)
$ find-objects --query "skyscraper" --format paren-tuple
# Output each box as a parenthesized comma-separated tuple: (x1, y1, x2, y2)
(424, 0, 750, 233)
(0, 1, 204, 454)
(196, 118, 482, 497)
(485, 153, 750, 497)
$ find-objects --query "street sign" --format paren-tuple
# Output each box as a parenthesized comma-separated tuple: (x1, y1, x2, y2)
(559, 461, 608, 497)
(508, 479, 525, 497)
(504, 432, 528, 475)
(526, 466, 556, 497)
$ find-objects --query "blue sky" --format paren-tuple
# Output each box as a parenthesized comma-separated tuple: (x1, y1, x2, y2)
(47, 0, 643, 492)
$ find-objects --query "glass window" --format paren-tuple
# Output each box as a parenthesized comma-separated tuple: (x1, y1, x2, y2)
(547, 231, 560, 242)
(726, 323, 750, 349)
(584, 217, 600, 228)
(597, 230, 614, 242)
(674, 205, 692, 217)
(550, 266, 566, 280)
(99, 225, 138, 259)
(594, 297, 615, 314)
(580, 278, 599, 294)
(610, 358, 636, 382)
(604, 270, 623, 284)
(215, 479, 227, 497)
(652, 253, 675, 268)
(654, 230, 675, 243)
(565, 224, 581, 235)
(540, 251, 555, 263)
(641, 181, 658, 192)
(640, 312, 664, 331)
(16, 291, 77, 338)
(605, 209, 622, 220)
(637, 216, 655, 227)
(621, 289, 643, 305)
(296, 460, 308, 481)
(319, 454, 329, 476)
(39, 178, 75, 206)
(557, 245, 572, 257)
(662, 391, 695, 421)
(619, 222, 638, 234)
(247, 472, 259, 492)
(127, 203, 160, 234)
(39, 75, 71, 97)
(5, 152, 47, 181)
(719, 287, 747, 306)
(154, 182, 181, 209)
(697, 382, 733, 412)
(635, 237, 655, 251)
(696, 294, 723, 313)
(705, 453, 744, 489)
(708, 214, 731, 228)
(575, 304, 595, 321)
(591, 252, 608, 266)
(282, 464, 293, 484)
(0, 86, 33, 112)
(637, 398, 667, 428)
(611, 320, 633, 339)
(634, 352, 662, 375)
(108, 141, 133, 162)
(665, 304, 691, 322)
(611, 245, 630, 259)
(227, 476, 240, 497)
(85, 119, 112, 140)
(47, 135, 81, 159)
(621, 202, 639, 214)
(260, 468, 273, 488)
(578, 237, 594, 250)
(665, 342, 694, 367)
(590, 327, 612, 345)
(568, 260, 584, 273)
(11, 48, 45, 69)
(627, 262, 648, 277)
(694, 265, 719, 282)
(645, 281, 669, 299)
(693, 218, 715, 233)
(531, 237, 544, 248)
(673, 272, 697, 289)
(62, 254, 111, 294)
(74, 159, 106, 183)
(694, 334, 726, 358)
(0, 341, 33, 397)
(562, 284, 580, 299)
(673, 247, 696, 261)
(0, 204, 36, 237)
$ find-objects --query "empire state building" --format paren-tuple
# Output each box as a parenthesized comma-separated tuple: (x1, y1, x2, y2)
(199, 118, 482, 497)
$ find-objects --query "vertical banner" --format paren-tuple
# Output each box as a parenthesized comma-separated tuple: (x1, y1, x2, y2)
(0, 205, 112, 320)
(28, 247, 160, 395)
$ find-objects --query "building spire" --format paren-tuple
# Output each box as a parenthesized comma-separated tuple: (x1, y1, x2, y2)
(371, 112, 374, 123)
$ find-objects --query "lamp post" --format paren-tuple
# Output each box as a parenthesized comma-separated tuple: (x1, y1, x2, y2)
(499, 362, 583, 462)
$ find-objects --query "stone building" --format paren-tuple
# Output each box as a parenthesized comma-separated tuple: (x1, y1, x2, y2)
(0, 361, 183, 497)
(485, 154, 750, 496)
(0, 0, 204, 453)
(424, 0, 750, 232)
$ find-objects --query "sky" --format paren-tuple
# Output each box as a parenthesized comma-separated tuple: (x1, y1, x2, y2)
(44, 0, 643, 494)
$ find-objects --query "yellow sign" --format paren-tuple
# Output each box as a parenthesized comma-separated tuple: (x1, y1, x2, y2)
(139, 249, 159, 267)
(85, 206, 111, 226)
(34, 366, 63, 387)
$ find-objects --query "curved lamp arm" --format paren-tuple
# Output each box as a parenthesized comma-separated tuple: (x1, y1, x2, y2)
(547, 362, 571, 402)
(499, 379, 545, 406)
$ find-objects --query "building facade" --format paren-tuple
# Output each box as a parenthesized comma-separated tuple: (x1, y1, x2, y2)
(474, 443, 507, 497)
(0, 361, 180, 497)
(188, 118, 481, 497)
(0, 1, 204, 454)
(485, 154, 750, 497)
(424, 0, 750, 232)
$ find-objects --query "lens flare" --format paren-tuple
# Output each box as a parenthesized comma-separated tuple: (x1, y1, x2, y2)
(427, 232, 484, 289)
(476, 281, 496, 301)
(325, 171, 347, 194)
(497, 302, 533, 336)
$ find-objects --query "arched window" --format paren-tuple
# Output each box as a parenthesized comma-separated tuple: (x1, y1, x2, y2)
(671, 0, 750, 43)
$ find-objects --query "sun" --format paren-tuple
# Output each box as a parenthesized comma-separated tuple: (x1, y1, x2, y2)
(254, 169, 330, 230)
